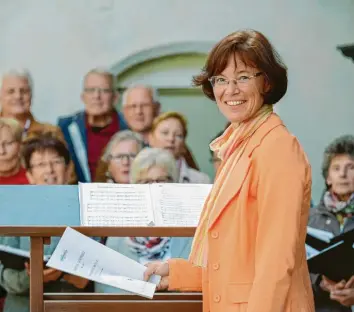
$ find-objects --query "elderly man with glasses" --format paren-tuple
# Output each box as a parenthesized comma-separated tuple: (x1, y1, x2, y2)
(58, 68, 128, 182)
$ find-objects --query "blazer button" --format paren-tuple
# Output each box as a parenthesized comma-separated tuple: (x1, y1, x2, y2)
(212, 263, 220, 270)
(211, 231, 219, 239)
(213, 294, 221, 303)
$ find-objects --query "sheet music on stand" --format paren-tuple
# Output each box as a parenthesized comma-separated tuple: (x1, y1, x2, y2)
(79, 183, 155, 226)
(79, 182, 212, 227)
(151, 183, 211, 226)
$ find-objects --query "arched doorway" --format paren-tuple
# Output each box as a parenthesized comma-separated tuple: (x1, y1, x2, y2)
(110, 42, 227, 179)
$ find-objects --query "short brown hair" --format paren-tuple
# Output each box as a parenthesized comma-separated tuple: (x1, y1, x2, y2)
(22, 133, 71, 170)
(193, 29, 288, 105)
(151, 112, 188, 138)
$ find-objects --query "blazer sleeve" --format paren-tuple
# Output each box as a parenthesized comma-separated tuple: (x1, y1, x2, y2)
(246, 135, 311, 312)
(168, 259, 202, 291)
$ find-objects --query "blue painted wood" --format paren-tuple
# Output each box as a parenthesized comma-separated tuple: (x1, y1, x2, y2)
(0, 185, 80, 226)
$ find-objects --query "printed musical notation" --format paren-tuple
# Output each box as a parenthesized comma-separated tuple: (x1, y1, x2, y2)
(79, 182, 212, 227)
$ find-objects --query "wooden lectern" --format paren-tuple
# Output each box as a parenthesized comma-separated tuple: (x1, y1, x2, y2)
(0, 186, 203, 312)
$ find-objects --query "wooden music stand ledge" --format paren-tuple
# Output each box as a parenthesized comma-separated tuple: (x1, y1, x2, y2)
(0, 186, 202, 312)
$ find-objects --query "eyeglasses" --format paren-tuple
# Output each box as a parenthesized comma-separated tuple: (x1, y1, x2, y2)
(208, 72, 263, 89)
(109, 153, 137, 163)
(84, 87, 114, 94)
(30, 158, 65, 170)
(137, 176, 174, 184)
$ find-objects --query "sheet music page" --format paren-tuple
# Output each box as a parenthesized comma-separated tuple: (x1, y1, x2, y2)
(151, 183, 212, 226)
(79, 183, 155, 226)
(46, 227, 161, 299)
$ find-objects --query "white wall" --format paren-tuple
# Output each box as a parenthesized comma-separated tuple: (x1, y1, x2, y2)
(1, 0, 354, 202)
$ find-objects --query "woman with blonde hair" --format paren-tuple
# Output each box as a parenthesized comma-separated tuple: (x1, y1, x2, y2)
(0, 118, 28, 184)
(149, 111, 210, 183)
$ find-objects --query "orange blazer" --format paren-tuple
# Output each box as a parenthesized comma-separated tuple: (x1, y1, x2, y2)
(168, 114, 315, 312)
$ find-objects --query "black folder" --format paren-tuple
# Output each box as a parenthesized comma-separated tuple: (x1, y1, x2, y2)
(306, 227, 354, 282)
(306, 233, 331, 251)
(307, 240, 354, 282)
(330, 227, 354, 244)
(0, 245, 50, 271)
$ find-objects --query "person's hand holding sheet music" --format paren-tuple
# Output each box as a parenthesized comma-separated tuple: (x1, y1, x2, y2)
(62, 274, 90, 289)
(24, 262, 62, 283)
(144, 261, 169, 291)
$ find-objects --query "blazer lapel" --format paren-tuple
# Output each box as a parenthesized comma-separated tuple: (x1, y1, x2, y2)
(208, 148, 252, 229)
(208, 114, 284, 229)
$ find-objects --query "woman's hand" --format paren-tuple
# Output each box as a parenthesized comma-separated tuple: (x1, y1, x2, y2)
(25, 262, 62, 283)
(143, 261, 169, 291)
(330, 288, 354, 307)
(320, 276, 345, 292)
(63, 274, 89, 289)
(320, 275, 354, 307)
(330, 275, 354, 307)
(344, 275, 354, 288)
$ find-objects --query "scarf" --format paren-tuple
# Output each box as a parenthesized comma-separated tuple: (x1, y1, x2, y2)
(323, 191, 354, 225)
(189, 104, 274, 267)
(126, 236, 171, 263)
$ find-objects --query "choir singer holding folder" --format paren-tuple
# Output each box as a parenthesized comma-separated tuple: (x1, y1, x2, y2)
(144, 29, 315, 312)
(309, 135, 354, 311)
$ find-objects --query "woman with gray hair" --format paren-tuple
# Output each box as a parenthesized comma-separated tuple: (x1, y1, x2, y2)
(94, 130, 144, 183)
(95, 147, 192, 293)
(130, 147, 179, 184)
(309, 135, 354, 311)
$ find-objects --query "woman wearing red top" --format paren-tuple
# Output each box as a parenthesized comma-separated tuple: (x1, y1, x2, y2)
(0, 118, 28, 185)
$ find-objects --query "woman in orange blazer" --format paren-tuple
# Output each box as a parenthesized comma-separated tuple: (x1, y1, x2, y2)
(144, 29, 315, 312)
